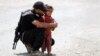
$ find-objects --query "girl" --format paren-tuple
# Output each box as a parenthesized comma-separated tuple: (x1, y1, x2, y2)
(41, 5, 56, 55)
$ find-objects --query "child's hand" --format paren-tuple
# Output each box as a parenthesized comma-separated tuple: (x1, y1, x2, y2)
(50, 27, 55, 31)
(50, 22, 58, 31)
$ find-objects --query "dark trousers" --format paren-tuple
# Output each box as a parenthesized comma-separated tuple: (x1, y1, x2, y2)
(21, 29, 44, 51)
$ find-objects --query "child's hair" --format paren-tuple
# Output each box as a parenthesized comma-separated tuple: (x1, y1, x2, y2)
(45, 4, 53, 12)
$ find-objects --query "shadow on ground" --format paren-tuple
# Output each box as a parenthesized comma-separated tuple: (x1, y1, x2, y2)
(15, 52, 31, 56)
(15, 52, 56, 56)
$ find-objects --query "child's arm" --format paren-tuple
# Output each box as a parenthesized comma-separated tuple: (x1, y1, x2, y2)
(50, 18, 58, 31)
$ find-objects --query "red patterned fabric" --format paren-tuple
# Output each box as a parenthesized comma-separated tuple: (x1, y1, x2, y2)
(41, 15, 54, 53)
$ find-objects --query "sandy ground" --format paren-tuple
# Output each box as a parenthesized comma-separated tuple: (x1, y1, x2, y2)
(0, 0, 100, 56)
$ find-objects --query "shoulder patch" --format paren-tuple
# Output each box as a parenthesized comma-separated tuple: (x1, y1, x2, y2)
(22, 10, 33, 16)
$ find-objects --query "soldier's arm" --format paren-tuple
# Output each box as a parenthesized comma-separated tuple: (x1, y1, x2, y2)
(32, 20, 57, 28)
